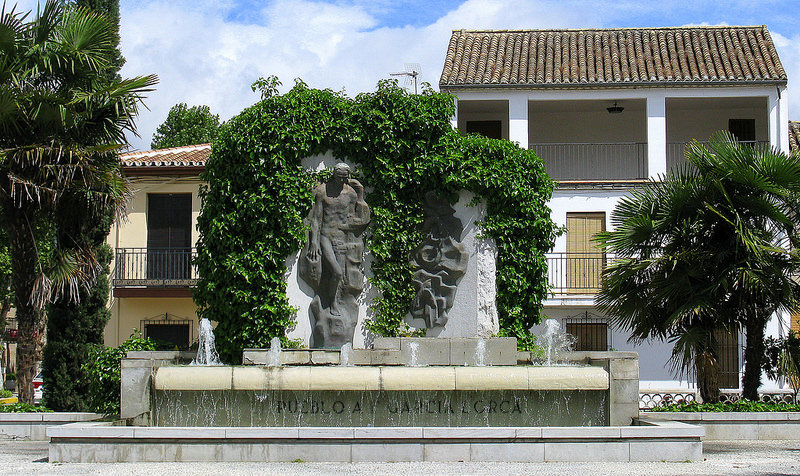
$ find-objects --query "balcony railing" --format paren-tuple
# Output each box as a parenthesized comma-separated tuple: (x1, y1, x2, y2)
(114, 248, 197, 288)
(547, 252, 615, 295)
(667, 140, 770, 171)
(529, 143, 648, 181)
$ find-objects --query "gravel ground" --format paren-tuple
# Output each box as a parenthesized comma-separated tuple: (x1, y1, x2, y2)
(2, 439, 800, 475)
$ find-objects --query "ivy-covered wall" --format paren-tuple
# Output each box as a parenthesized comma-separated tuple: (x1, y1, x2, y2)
(195, 80, 557, 362)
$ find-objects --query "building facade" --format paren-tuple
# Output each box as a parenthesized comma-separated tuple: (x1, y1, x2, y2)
(104, 144, 209, 348)
(440, 26, 791, 391)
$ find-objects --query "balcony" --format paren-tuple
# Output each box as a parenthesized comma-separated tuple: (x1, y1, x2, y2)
(667, 140, 770, 171)
(113, 248, 197, 296)
(529, 143, 648, 181)
(546, 252, 614, 296)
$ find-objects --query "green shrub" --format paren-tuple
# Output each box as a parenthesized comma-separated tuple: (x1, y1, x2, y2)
(196, 79, 557, 360)
(0, 389, 12, 398)
(646, 400, 800, 412)
(82, 332, 156, 415)
(0, 402, 52, 412)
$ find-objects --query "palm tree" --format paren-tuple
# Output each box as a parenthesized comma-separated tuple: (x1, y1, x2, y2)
(0, 1, 156, 403)
(597, 132, 800, 402)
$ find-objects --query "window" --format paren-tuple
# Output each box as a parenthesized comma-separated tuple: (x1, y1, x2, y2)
(565, 212, 606, 293)
(141, 315, 193, 350)
(566, 315, 609, 351)
(147, 194, 192, 280)
(728, 119, 756, 143)
(144, 324, 190, 350)
(465, 120, 502, 140)
(715, 329, 740, 389)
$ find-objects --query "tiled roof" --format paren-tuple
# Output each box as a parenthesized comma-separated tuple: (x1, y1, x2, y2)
(790, 121, 800, 153)
(120, 144, 210, 168)
(440, 26, 786, 88)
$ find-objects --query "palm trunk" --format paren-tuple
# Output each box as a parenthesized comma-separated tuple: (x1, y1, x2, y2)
(742, 318, 766, 401)
(695, 349, 721, 403)
(10, 216, 46, 404)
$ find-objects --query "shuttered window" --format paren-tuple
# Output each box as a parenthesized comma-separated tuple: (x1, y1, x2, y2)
(566, 212, 606, 293)
(715, 329, 740, 389)
(147, 194, 192, 280)
(566, 321, 609, 351)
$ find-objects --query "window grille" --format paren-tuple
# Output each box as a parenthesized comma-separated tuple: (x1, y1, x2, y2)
(141, 314, 193, 350)
(565, 312, 610, 351)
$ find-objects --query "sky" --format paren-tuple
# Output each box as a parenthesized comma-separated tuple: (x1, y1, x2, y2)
(13, 0, 800, 151)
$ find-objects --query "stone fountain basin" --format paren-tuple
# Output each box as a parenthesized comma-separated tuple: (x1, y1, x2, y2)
(153, 365, 609, 391)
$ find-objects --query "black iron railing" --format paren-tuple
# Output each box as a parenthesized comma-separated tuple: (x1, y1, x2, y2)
(546, 252, 615, 295)
(529, 142, 648, 181)
(113, 248, 197, 287)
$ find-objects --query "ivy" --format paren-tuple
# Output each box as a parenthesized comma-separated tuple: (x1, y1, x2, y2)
(195, 80, 558, 362)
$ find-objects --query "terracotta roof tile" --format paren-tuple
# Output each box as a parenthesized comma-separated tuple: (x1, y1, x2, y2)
(120, 144, 210, 168)
(440, 26, 787, 88)
(790, 121, 800, 153)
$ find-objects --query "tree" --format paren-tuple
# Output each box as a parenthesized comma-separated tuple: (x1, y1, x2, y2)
(597, 132, 800, 402)
(42, 0, 124, 412)
(0, 1, 156, 403)
(150, 103, 220, 149)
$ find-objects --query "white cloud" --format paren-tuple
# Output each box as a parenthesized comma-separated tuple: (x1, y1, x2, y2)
(771, 32, 800, 123)
(118, 0, 595, 150)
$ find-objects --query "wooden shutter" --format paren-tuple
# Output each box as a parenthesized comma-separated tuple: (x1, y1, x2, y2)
(566, 212, 606, 293)
(714, 329, 740, 389)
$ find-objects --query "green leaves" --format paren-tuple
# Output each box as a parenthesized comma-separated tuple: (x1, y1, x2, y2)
(196, 79, 557, 360)
(151, 102, 220, 149)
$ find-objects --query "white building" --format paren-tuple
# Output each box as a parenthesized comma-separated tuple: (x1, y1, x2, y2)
(440, 26, 792, 393)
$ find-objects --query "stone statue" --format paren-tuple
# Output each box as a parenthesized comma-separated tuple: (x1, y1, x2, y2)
(299, 163, 370, 348)
(405, 192, 468, 330)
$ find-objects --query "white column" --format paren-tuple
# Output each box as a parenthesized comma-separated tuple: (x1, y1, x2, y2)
(780, 88, 790, 154)
(450, 96, 458, 131)
(646, 93, 667, 178)
(769, 87, 790, 154)
(508, 93, 529, 149)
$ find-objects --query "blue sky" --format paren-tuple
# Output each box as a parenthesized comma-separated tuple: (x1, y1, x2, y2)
(15, 0, 800, 150)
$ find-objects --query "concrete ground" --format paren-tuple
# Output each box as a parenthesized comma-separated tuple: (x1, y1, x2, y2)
(2, 438, 800, 475)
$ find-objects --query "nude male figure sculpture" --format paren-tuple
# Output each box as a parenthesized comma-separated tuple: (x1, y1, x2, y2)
(299, 163, 370, 348)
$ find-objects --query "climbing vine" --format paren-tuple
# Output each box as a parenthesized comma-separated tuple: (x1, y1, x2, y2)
(195, 79, 557, 362)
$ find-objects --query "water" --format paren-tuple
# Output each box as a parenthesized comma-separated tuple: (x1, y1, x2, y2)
(475, 339, 487, 366)
(536, 319, 575, 365)
(340, 343, 355, 367)
(192, 318, 221, 366)
(408, 342, 421, 367)
(266, 337, 282, 367)
(151, 389, 608, 427)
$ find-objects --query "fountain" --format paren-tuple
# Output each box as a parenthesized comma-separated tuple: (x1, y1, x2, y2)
(191, 318, 221, 366)
(265, 336, 282, 367)
(536, 318, 575, 365)
(474, 338, 487, 366)
(339, 343, 355, 366)
(48, 180, 702, 462)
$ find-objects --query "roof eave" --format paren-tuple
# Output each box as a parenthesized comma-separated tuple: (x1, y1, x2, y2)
(440, 80, 787, 91)
(122, 165, 205, 177)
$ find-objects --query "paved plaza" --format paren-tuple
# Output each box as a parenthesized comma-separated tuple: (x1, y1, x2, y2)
(2, 438, 799, 475)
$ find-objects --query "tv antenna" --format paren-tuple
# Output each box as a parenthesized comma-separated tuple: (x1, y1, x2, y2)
(390, 63, 421, 94)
